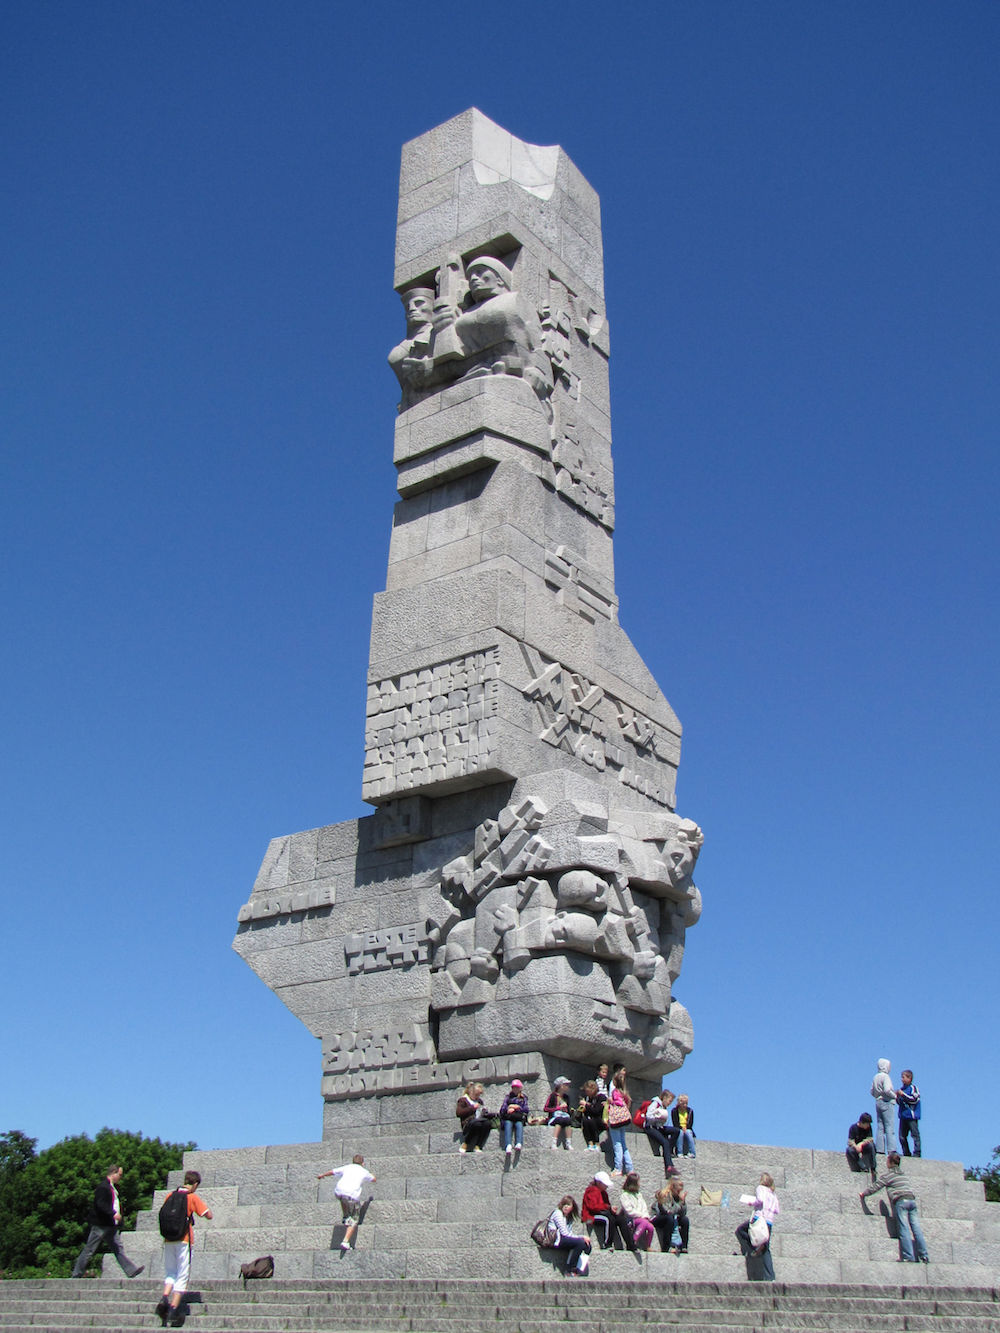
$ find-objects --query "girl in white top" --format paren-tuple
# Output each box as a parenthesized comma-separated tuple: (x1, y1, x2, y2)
(547, 1195, 591, 1275)
(737, 1172, 780, 1281)
(618, 1171, 655, 1250)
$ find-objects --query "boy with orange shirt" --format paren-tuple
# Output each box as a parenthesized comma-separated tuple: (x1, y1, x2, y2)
(156, 1170, 212, 1328)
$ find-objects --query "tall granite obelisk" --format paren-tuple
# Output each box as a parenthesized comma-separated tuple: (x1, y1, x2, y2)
(234, 110, 703, 1135)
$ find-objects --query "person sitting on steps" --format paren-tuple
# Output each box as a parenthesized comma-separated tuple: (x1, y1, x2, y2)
(455, 1081, 492, 1152)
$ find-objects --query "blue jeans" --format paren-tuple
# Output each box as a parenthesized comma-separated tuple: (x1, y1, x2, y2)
(874, 1101, 898, 1154)
(677, 1129, 696, 1157)
(899, 1118, 921, 1156)
(609, 1126, 633, 1173)
(893, 1197, 928, 1261)
(502, 1118, 523, 1149)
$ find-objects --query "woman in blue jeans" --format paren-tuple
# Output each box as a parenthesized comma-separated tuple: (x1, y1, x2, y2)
(607, 1069, 634, 1176)
(499, 1078, 530, 1155)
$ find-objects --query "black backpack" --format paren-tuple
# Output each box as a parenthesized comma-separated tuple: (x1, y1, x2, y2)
(158, 1188, 189, 1241)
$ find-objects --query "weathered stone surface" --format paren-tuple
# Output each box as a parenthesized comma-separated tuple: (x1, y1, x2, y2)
(234, 111, 703, 1127)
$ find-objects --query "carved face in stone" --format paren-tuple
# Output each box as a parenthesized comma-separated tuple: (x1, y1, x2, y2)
(403, 288, 435, 329)
(632, 950, 657, 982)
(466, 259, 511, 303)
(556, 869, 609, 913)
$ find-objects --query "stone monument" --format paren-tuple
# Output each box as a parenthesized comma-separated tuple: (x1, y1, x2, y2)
(234, 109, 703, 1134)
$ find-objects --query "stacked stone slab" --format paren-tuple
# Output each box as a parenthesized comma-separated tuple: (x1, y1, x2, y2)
(233, 109, 705, 1131)
(101, 1133, 1000, 1289)
(6, 1277, 1000, 1333)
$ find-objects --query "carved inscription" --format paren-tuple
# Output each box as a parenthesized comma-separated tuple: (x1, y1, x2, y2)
(363, 648, 500, 800)
(323, 1023, 435, 1074)
(521, 648, 676, 808)
(237, 884, 335, 923)
(323, 1051, 544, 1101)
(344, 923, 429, 975)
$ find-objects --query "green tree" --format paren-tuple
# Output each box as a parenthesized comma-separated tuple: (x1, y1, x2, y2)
(0, 1128, 194, 1278)
(966, 1145, 1000, 1203)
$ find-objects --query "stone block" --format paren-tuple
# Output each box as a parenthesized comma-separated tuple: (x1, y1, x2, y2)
(394, 196, 461, 267)
(316, 819, 361, 864)
(313, 1246, 389, 1280)
(183, 1146, 267, 1171)
(394, 376, 551, 467)
(268, 1248, 315, 1280)
(398, 109, 478, 201)
(396, 169, 457, 226)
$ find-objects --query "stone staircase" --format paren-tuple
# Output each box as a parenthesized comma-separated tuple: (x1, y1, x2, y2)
(104, 1131, 1000, 1286)
(2, 1128, 998, 1331)
(2, 1278, 1000, 1332)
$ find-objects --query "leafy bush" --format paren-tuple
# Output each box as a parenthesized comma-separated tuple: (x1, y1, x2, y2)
(0, 1127, 194, 1278)
(966, 1144, 1000, 1203)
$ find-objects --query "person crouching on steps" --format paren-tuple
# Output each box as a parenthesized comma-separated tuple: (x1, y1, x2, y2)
(618, 1171, 655, 1250)
(653, 1178, 689, 1253)
(582, 1171, 635, 1251)
(156, 1171, 212, 1328)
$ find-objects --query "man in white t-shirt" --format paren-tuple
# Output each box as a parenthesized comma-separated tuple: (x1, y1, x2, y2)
(317, 1154, 375, 1251)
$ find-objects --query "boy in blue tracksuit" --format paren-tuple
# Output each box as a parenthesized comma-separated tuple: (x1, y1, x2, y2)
(896, 1070, 921, 1157)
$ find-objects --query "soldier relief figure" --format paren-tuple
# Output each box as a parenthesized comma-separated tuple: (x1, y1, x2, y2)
(389, 253, 553, 411)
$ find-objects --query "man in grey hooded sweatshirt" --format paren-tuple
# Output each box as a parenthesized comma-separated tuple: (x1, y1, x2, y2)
(871, 1058, 899, 1155)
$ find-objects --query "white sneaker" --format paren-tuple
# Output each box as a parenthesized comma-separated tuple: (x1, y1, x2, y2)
(340, 1241, 350, 1251)
(505, 1145, 513, 1155)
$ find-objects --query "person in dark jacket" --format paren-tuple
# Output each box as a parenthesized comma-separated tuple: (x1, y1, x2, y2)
(455, 1081, 492, 1152)
(896, 1070, 922, 1157)
(581, 1170, 636, 1250)
(578, 1080, 607, 1151)
(671, 1094, 696, 1157)
(846, 1113, 877, 1178)
(70, 1165, 144, 1278)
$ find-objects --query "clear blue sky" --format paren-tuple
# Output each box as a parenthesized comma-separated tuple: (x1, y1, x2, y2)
(3, 2, 997, 1171)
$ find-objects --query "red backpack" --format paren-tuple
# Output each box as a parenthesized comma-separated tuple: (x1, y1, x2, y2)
(632, 1099, 652, 1128)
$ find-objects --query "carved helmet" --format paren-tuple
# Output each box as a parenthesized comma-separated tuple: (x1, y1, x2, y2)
(465, 254, 512, 290)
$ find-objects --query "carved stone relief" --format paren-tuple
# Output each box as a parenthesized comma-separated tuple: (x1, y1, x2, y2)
(389, 253, 553, 410)
(425, 790, 702, 1067)
(389, 250, 617, 536)
(544, 545, 617, 623)
(520, 646, 678, 808)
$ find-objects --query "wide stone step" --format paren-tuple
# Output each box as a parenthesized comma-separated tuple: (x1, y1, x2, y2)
(175, 1141, 971, 1188)
(3, 1280, 1000, 1333)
